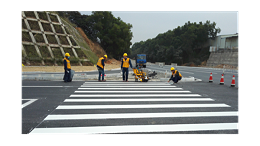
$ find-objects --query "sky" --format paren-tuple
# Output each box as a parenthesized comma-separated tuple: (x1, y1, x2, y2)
(79, 11, 238, 46)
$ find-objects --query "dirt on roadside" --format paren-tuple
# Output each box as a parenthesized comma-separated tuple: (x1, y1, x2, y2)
(22, 59, 122, 72)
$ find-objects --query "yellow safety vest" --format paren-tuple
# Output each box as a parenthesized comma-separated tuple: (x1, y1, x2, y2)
(122, 58, 130, 68)
(97, 57, 104, 69)
(63, 58, 71, 69)
(172, 70, 182, 77)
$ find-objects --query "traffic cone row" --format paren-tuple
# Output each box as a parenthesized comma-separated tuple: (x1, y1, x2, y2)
(208, 73, 236, 87)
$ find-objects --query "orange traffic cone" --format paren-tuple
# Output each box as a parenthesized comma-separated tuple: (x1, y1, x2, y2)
(231, 75, 235, 87)
(220, 74, 224, 85)
(209, 73, 213, 83)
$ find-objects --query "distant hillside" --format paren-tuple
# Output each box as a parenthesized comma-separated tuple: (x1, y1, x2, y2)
(22, 11, 101, 66)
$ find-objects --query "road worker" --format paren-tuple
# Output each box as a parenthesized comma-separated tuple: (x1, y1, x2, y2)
(63, 53, 71, 82)
(168, 67, 182, 83)
(121, 53, 133, 82)
(96, 55, 107, 82)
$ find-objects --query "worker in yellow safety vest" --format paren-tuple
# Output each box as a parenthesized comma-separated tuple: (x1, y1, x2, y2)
(121, 53, 133, 82)
(168, 67, 182, 83)
(63, 53, 72, 82)
(96, 55, 107, 82)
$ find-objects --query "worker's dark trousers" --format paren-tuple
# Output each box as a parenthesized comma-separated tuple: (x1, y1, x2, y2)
(122, 67, 129, 81)
(63, 69, 71, 82)
(170, 75, 182, 83)
(98, 68, 104, 81)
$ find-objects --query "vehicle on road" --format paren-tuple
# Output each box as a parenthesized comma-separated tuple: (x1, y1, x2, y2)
(136, 54, 146, 68)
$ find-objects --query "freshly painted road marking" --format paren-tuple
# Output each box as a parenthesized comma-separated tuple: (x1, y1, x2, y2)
(83, 83, 169, 85)
(70, 94, 201, 97)
(22, 86, 75, 87)
(22, 99, 38, 108)
(64, 98, 214, 102)
(82, 84, 172, 86)
(84, 82, 168, 84)
(78, 88, 183, 90)
(45, 111, 238, 120)
(30, 123, 238, 134)
(80, 86, 176, 88)
(74, 90, 191, 93)
(56, 104, 230, 109)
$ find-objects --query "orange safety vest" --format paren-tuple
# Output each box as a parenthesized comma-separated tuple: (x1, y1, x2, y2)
(97, 57, 104, 69)
(63, 58, 71, 69)
(122, 58, 130, 68)
(172, 70, 182, 77)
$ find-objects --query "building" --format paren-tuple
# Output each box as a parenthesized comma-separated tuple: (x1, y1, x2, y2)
(206, 33, 238, 67)
(208, 33, 238, 52)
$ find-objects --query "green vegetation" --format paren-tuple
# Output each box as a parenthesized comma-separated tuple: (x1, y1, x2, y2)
(130, 21, 221, 65)
(57, 11, 133, 59)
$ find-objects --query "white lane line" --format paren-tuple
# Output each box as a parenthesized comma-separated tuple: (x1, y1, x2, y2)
(22, 99, 38, 108)
(78, 88, 183, 90)
(147, 66, 194, 74)
(56, 104, 230, 109)
(80, 86, 176, 88)
(30, 123, 238, 134)
(45, 111, 238, 120)
(64, 98, 214, 102)
(74, 91, 191, 93)
(70, 94, 201, 97)
(176, 71, 194, 74)
(22, 86, 74, 87)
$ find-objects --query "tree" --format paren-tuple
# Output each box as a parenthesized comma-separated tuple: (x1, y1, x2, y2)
(131, 20, 221, 65)
(61, 11, 133, 59)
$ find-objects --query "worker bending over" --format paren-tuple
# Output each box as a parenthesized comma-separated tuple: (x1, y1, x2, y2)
(96, 55, 107, 82)
(168, 67, 182, 83)
(121, 53, 132, 82)
(63, 53, 71, 82)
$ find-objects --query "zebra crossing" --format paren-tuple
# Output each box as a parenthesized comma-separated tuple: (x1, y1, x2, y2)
(30, 81, 238, 134)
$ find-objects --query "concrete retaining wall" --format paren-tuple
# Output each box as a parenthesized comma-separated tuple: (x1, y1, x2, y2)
(206, 50, 238, 67)
(22, 11, 91, 66)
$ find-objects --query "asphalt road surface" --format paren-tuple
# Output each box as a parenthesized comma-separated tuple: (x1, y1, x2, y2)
(146, 64, 239, 87)
(81, 64, 238, 87)
(22, 80, 238, 134)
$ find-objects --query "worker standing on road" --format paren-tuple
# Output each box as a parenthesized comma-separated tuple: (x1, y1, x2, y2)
(96, 55, 107, 82)
(121, 53, 133, 82)
(63, 53, 71, 82)
(168, 67, 182, 83)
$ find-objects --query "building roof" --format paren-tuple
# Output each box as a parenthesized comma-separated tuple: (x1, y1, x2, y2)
(220, 33, 238, 38)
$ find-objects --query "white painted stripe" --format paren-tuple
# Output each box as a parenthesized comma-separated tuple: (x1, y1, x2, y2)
(22, 86, 74, 87)
(45, 111, 238, 120)
(82, 84, 171, 86)
(84, 82, 168, 84)
(22, 99, 38, 108)
(70, 94, 201, 97)
(80, 86, 176, 88)
(78, 88, 183, 90)
(30, 123, 238, 134)
(64, 98, 214, 102)
(75, 91, 191, 93)
(56, 104, 230, 109)
(176, 71, 194, 74)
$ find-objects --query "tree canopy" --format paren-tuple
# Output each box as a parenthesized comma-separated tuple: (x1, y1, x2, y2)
(57, 11, 133, 59)
(130, 20, 221, 65)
